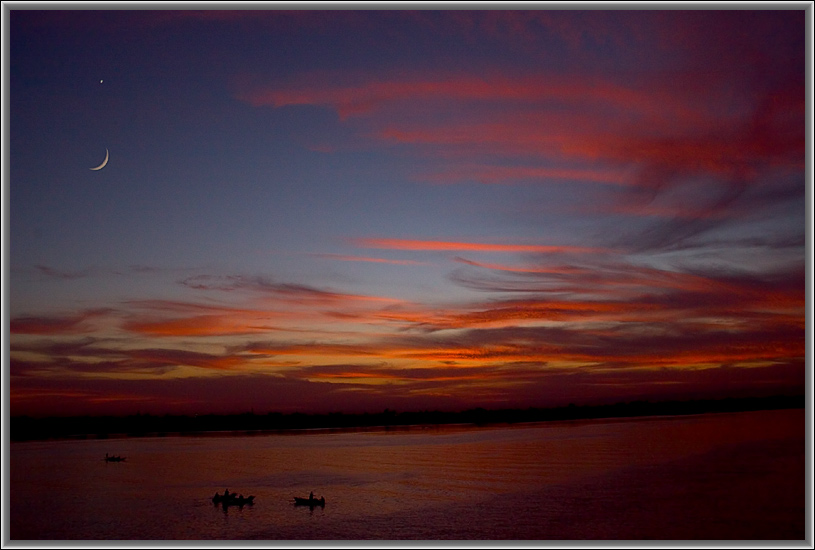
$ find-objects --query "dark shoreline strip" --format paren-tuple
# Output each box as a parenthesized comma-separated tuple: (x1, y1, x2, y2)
(10, 394, 804, 443)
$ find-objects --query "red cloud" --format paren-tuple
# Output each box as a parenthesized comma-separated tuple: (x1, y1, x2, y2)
(235, 22, 802, 194)
(238, 71, 705, 123)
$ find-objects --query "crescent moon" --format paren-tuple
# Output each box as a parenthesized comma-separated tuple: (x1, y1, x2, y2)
(90, 148, 109, 171)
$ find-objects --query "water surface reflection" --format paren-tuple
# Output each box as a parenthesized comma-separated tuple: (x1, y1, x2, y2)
(10, 409, 804, 540)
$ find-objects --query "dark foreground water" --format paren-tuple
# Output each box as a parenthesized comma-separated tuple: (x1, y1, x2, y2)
(9, 408, 806, 541)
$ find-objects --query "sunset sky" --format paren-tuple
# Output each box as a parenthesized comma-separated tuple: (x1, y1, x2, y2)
(8, 8, 808, 417)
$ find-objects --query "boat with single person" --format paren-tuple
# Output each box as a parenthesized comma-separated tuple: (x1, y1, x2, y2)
(293, 495, 325, 507)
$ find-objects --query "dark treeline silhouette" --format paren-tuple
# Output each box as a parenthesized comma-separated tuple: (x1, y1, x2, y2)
(10, 394, 804, 442)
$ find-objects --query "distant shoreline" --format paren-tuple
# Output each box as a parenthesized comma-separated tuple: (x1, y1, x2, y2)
(10, 394, 805, 443)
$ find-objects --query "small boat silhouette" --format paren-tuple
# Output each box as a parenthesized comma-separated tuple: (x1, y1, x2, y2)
(212, 491, 255, 506)
(104, 453, 126, 462)
(293, 495, 325, 507)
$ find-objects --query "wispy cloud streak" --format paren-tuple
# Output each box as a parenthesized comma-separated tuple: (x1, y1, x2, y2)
(353, 238, 606, 254)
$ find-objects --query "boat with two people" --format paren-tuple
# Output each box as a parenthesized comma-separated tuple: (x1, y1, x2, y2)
(104, 453, 126, 462)
(212, 489, 255, 507)
(293, 491, 325, 507)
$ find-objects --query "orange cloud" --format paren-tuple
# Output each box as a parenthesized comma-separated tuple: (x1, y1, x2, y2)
(353, 238, 605, 254)
(124, 315, 266, 337)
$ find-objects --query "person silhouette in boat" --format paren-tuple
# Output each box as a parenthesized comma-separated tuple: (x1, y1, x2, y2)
(309, 491, 314, 501)
(224, 489, 230, 500)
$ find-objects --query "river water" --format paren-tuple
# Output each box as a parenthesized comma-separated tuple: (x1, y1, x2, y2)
(9, 408, 806, 541)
